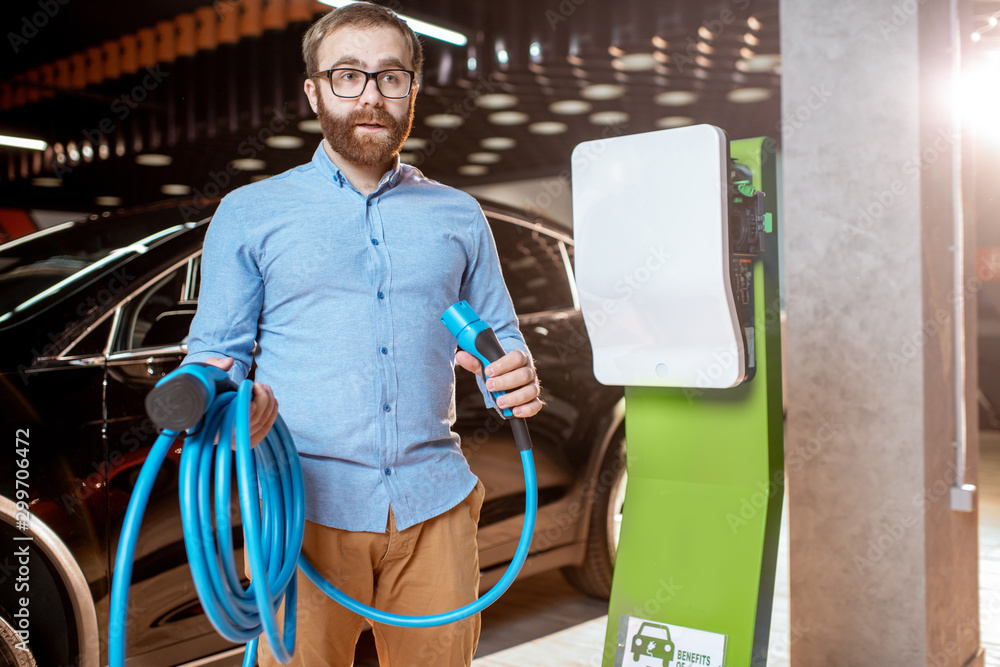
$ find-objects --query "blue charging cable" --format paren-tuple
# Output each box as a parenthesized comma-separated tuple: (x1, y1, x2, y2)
(108, 302, 536, 666)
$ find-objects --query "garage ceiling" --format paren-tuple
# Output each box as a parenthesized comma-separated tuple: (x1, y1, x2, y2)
(0, 0, 782, 213)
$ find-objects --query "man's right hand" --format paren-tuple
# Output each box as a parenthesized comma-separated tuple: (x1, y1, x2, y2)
(204, 357, 278, 448)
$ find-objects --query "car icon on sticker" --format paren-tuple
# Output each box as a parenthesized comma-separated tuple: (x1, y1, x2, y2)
(631, 622, 675, 664)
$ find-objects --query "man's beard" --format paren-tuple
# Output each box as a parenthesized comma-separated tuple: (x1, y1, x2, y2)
(316, 94, 414, 167)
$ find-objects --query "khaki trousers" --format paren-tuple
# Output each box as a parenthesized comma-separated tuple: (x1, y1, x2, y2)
(253, 480, 485, 667)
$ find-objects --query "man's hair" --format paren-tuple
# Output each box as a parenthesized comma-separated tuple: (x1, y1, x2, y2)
(302, 2, 424, 79)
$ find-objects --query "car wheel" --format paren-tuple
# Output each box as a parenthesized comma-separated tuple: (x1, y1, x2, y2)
(0, 613, 37, 667)
(562, 430, 626, 598)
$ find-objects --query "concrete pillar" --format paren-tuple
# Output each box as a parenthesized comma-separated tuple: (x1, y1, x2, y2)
(780, 0, 982, 665)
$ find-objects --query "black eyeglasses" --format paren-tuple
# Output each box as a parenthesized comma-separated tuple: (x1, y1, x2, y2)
(312, 68, 415, 99)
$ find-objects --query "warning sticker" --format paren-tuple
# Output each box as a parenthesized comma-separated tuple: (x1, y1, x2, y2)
(614, 615, 727, 667)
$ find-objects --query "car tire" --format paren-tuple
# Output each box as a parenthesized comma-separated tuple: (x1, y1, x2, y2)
(562, 430, 627, 598)
(0, 612, 37, 667)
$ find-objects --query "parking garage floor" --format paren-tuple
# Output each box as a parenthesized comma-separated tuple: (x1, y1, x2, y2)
(342, 431, 1000, 666)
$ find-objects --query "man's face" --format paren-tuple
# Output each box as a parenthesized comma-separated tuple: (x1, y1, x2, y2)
(306, 25, 416, 167)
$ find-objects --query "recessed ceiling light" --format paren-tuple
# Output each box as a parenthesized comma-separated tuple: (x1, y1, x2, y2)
(31, 177, 61, 187)
(458, 164, 489, 176)
(698, 26, 714, 40)
(398, 151, 418, 163)
(81, 143, 94, 160)
(608, 45, 626, 57)
(697, 42, 714, 54)
(476, 93, 519, 109)
(488, 111, 529, 125)
(403, 137, 429, 150)
(231, 158, 266, 171)
(161, 184, 191, 196)
(298, 119, 322, 133)
(655, 90, 699, 106)
(549, 99, 592, 115)
(528, 121, 568, 135)
(652, 36, 668, 49)
(98, 144, 110, 159)
(695, 55, 712, 68)
(424, 113, 465, 128)
(265, 135, 305, 149)
(744, 32, 759, 46)
(136, 153, 172, 166)
(467, 152, 501, 164)
(656, 116, 695, 129)
(581, 83, 625, 100)
(589, 110, 630, 125)
(95, 196, 122, 206)
(740, 47, 756, 59)
(480, 136, 517, 150)
(612, 53, 657, 71)
(738, 54, 781, 73)
(747, 16, 762, 30)
(727, 87, 773, 103)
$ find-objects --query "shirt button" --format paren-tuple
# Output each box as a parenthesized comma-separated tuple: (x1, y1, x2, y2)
(377, 291, 384, 299)
(381, 347, 388, 354)
(371, 238, 379, 246)
(384, 468, 391, 475)
(383, 404, 391, 412)
(367, 201, 372, 207)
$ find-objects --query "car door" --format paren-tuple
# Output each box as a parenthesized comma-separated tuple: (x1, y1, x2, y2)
(457, 210, 591, 568)
(102, 251, 242, 663)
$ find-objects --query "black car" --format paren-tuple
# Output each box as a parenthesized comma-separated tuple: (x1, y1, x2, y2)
(0, 198, 627, 667)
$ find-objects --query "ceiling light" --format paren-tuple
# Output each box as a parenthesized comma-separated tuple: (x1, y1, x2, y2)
(567, 54, 584, 66)
(739, 54, 781, 73)
(497, 48, 509, 64)
(612, 53, 658, 71)
(458, 164, 489, 176)
(530, 42, 542, 59)
(231, 158, 266, 170)
(476, 93, 519, 109)
(528, 121, 568, 135)
(654, 51, 669, 63)
(298, 119, 323, 133)
(480, 136, 516, 150)
(403, 137, 429, 150)
(81, 143, 94, 160)
(67, 144, 80, 162)
(31, 177, 61, 187)
(0, 135, 46, 150)
(161, 184, 191, 196)
(695, 55, 712, 68)
(971, 32, 982, 42)
(740, 47, 756, 59)
(98, 144, 110, 159)
(581, 83, 625, 100)
(656, 116, 695, 129)
(652, 36, 668, 49)
(424, 113, 465, 128)
(467, 56, 478, 70)
(989, 15, 998, 27)
(697, 41, 714, 54)
(655, 90, 699, 106)
(744, 32, 759, 46)
(698, 26, 714, 40)
(398, 151, 418, 163)
(727, 87, 773, 103)
(488, 110, 529, 125)
(265, 135, 305, 149)
(467, 152, 501, 164)
(318, 1, 467, 45)
(608, 45, 626, 57)
(589, 110, 630, 125)
(549, 99, 592, 115)
(136, 153, 172, 166)
(95, 196, 122, 207)
(747, 16, 762, 30)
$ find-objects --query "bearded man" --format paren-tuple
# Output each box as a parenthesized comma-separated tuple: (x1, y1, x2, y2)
(181, 3, 542, 665)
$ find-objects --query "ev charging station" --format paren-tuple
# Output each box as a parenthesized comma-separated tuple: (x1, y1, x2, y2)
(572, 126, 783, 667)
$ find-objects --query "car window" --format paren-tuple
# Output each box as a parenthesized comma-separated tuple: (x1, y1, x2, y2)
(487, 217, 574, 314)
(114, 257, 198, 352)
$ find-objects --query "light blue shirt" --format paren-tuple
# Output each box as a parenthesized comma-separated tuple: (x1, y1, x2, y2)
(184, 142, 527, 531)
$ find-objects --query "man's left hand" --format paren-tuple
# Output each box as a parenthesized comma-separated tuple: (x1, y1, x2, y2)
(455, 349, 543, 418)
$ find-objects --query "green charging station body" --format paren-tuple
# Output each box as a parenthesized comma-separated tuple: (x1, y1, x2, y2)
(572, 132, 782, 667)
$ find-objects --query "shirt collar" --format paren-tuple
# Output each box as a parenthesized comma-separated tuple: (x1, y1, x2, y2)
(311, 140, 405, 191)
